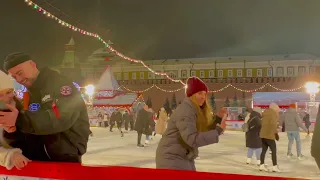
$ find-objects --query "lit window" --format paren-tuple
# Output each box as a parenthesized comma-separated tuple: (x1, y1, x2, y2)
(139, 72, 144, 79)
(209, 70, 214, 78)
(237, 69, 242, 77)
(200, 71, 205, 78)
(218, 70, 223, 77)
(228, 70, 233, 77)
(276, 67, 284, 77)
(246, 69, 252, 77)
(257, 69, 263, 77)
(131, 72, 136, 79)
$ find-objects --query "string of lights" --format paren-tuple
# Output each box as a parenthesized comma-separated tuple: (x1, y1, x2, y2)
(118, 83, 303, 93)
(22, 0, 186, 85)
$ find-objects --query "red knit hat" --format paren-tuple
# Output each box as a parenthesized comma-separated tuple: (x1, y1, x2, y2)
(185, 77, 208, 97)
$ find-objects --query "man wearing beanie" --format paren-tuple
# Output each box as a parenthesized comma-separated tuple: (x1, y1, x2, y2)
(0, 52, 90, 163)
(280, 104, 307, 160)
(156, 77, 225, 171)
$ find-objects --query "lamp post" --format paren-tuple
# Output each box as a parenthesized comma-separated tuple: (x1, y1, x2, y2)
(85, 84, 95, 104)
(305, 81, 320, 106)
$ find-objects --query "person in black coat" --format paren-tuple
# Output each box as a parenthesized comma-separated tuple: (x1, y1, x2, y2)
(311, 104, 320, 170)
(123, 111, 130, 131)
(110, 109, 124, 137)
(134, 104, 153, 147)
(245, 107, 262, 165)
(303, 112, 311, 135)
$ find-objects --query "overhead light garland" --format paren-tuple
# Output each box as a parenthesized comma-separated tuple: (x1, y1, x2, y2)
(22, 0, 186, 85)
(118, 83, 303, 93)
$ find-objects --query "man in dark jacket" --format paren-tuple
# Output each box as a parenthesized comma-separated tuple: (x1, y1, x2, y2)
(0, 52, 90, 163)
(311, 104, 320, 170)
(123, 111, 130, 131)
(110, 109, 124, 137)
(134, 104, 152, 147)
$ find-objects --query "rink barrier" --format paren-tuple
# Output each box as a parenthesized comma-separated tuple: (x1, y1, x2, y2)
(0, 162, 308, 180)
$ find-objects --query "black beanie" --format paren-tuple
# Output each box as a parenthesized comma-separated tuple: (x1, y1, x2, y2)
(3, 52, 31, 72)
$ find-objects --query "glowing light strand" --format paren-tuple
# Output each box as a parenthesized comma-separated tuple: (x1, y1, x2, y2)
(119, 83, 303, 93)
(23, 0, 185, 85)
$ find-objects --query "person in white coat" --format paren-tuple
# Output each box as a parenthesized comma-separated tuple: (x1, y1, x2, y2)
(0, 70, 30, 169)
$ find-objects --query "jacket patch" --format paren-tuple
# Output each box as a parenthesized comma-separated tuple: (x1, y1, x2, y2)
(42, 94, 52, 103)
(29, 103, 41, 112)
(60, 86, 72, 96)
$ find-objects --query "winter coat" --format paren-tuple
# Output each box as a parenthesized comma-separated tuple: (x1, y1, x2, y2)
(110, 111, 122, 126)
(155, 109, 168, 135)
(311, 104, 320, 164)
(280, 108, 307, 132)
(303, 114, 311, 128)
(0, 129, 23, 170)
(245, 111, 262, 148)
(134, 109, 153, 135)
(155, 98, 222, 171)
(260, 108, 278, 140)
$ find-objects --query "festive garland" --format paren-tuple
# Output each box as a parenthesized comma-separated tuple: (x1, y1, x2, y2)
(119, 83, 304, 93)
(22, 0, 185, 85)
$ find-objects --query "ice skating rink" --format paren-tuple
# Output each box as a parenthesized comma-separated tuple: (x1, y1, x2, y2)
(83, 128, 319, 179)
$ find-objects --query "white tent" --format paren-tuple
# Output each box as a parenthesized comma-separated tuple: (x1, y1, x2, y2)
(92, 66, 141, 107)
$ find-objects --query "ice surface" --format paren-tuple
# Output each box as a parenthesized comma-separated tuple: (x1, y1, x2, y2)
(83, 128, 319, 179)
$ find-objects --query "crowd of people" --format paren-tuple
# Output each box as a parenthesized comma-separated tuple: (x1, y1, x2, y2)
(0, 52, 319, 177)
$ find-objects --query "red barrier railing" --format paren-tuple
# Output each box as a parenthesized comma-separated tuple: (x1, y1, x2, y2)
(0, 162, 307, 180)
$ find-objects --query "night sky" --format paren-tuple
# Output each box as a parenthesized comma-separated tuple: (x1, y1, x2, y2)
(2, 0, 320, 67)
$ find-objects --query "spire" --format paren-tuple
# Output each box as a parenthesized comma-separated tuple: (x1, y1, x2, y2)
(67, 37, 75, 46)
(62, 37, 76, 68)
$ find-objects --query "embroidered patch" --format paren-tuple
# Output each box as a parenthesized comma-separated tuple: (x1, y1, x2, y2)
(42, 94, 52, 103)
(60, 86, 72, 96)
(29, 103, 40, 112)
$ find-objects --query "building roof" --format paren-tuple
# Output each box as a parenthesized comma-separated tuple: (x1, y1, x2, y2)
(144, 53, 318, 64)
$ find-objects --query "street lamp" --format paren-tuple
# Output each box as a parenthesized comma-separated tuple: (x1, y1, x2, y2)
(305, 81, 320, 105)
(85, 84, 95, 103)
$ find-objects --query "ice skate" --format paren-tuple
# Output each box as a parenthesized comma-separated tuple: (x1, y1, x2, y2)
(298, 154, 305, 160)
(246, 158, 251, 164)
(144, 140, 150, 147)
(272, 165, 281, 172)
(256, 160, 261, 166)
(287, 153, 293, 158)
(137, 144, 144, 148)
(259, 164, 268, 172)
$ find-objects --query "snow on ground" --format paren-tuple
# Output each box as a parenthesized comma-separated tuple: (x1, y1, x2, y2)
(83, 128, 319, 179)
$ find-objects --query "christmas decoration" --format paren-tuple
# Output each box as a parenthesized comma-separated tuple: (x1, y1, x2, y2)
(171, 93, 177, 109)
(232, 93, 238, 107)
(118, 83, 303, 94)
(163, 97, 171, 114)
(210, 93, 216, 110)
(224, 96, 230, 107)
(22, 0, 185, 85)
(240, 92, 246, 107)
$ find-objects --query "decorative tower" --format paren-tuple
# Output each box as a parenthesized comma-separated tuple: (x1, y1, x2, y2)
(61, 37, 76, 68)
(55, 37, 83, 84)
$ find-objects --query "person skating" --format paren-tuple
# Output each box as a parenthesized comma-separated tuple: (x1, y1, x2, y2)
(155, 108, 168, 138)
(245, 107, 262, 166)
(279, 104, 307, 160)
(311, 104, 320, 171)
(303, 112, 311, 135)
(259, 103, 281, 172)
(134, 104, 153, 148)
(155, 77, 225, 171)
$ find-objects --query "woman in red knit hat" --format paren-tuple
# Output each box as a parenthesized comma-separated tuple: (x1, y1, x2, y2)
(155, 77, 225, 171)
